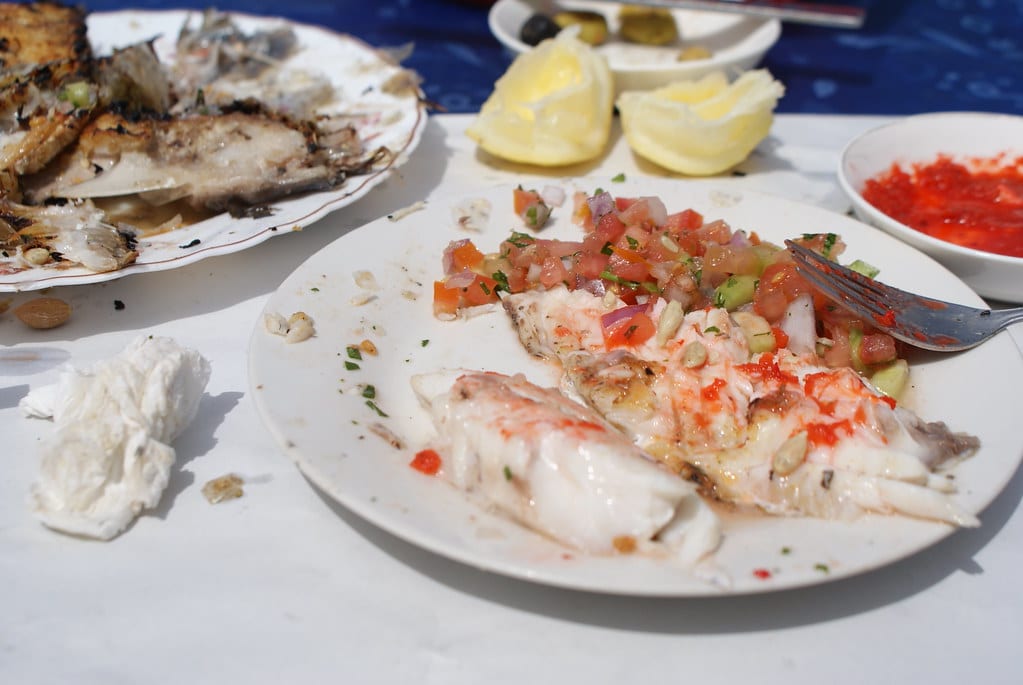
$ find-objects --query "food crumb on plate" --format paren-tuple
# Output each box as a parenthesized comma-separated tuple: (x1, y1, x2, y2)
(451, 197, 491, 232)
(202, 474, 245, 504)
(387, 200, 427, 222)
(264, 311, 315, 343)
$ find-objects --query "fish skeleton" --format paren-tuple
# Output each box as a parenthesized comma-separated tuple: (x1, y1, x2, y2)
(503, 286, 981, 526)
(412, 370, 722, 565)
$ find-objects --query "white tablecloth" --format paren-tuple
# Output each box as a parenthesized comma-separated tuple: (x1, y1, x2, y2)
(3, 114, 1021, 684)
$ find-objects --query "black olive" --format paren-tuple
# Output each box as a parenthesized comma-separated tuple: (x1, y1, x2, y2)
(520, 13, 560, 46)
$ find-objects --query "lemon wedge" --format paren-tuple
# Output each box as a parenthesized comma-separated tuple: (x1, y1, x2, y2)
(616, 70, 785, 175)
(466, 31, 613, 166)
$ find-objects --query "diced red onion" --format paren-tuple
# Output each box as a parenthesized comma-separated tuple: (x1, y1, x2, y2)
(600, 303, 647, 330)
(444, 268, 476, 289)
(442, 239, 470, 273)
(587, 191, 615, 221)
(580, 278, 606, 297)
(729, 230, 752, 248)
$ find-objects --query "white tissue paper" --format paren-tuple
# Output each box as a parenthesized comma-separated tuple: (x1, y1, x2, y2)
(20, 336, 212, 540)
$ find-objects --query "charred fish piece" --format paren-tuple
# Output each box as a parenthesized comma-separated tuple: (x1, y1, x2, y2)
(0, 1, 90, 75)
(23, 100, 378, 212)
(0, 197, 136, 272)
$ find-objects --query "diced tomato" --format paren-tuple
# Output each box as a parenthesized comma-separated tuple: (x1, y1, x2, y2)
(513, 187, 543, 215)
(572, 191, 593, 229)
(592, 211, 627, 246)
(603, 312, 655, 349)
(461, 274, 500, 307)
(607, 253, 651, 283)
(753, 262, 814, 323)
(410, 449, 442, 475)
(433, 280, 460, 317)
(609, 243, 645, 264)
(858, 333, 898, 365)
(539, 255, 570, 288)
(575, 251, 610, 279)
(693, 219, 733, 245)
(618, 197, 655, 227)
(449, 240, 484, 271)
(615, 196, 637, 211)
(663, 209, 703, 232)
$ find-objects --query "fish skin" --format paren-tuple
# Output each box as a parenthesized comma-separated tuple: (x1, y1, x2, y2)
(413, 369, 722, 565)
(502, 286, 981, 527)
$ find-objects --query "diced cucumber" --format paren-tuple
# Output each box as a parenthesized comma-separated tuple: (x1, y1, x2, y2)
(848, 326, 866, 373)
(713, 274, 757, 311)
(848, 259, 880, 279)
(870, 359, 909, 400)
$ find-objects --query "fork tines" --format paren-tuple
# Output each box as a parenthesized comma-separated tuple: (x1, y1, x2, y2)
(784, 239, 893, 321)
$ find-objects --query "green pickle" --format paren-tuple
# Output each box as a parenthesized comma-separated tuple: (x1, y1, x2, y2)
(618, 6, 678, 46)
(553, 11, 609, 46)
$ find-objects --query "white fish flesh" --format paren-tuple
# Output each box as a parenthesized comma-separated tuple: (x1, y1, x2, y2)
(412, 370, 722, 564)
(503, 286, 981, 526)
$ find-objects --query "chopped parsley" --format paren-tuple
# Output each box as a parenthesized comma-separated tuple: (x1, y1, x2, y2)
(814, 563, 830, 574)
(479, 281, 491, 295)
(492, 270, 510, 292)
(344, 361, 360, 371)
(704, 326, 720, 334)
(365, 400, 388, 418)
(625, 235, 639, 249)
(420, 339, 430, 347)
(600, 241, 614, 256)
(503, 466, 513, 481)
(362, 385, 376, 399)
(611, 172, 626, 183)
(346, 346, 363, 361)
(506, 231, 535, 248)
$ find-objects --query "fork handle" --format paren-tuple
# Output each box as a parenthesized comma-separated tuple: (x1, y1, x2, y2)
(987, 306, 1023, 329)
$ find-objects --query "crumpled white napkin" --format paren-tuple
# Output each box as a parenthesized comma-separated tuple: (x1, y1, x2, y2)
(20, 336, 211, 540)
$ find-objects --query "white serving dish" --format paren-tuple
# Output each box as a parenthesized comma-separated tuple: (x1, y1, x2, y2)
(838, 112, 1023, 303)
(488, 0, 781, 96)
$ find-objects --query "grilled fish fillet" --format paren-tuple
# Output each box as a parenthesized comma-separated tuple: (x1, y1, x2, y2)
(23, 101, 372, 212)
(0, 1, 89, 74)
(503, 286, 981, 526)
(413, 370, 722, 564)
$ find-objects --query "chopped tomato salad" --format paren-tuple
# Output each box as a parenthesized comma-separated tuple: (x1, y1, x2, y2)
(434, 187, 904, 376)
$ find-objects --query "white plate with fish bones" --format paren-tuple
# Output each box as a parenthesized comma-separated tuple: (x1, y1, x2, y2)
(0, 10, 428, 292)
(249, 179, 1023, 596)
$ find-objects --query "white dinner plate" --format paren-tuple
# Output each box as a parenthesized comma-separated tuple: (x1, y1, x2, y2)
(249, 179, 1023, 596)
(489, 0, 781, 94)
(0, 10, 427, 292)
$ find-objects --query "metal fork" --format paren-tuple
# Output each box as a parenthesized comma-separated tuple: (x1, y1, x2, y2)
(784, 240, 1023, 352)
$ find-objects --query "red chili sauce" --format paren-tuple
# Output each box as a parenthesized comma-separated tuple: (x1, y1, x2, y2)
(861, 154, 1023, 258)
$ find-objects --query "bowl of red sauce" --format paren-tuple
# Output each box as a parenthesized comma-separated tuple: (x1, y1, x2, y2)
(838, 112, 1023, 303)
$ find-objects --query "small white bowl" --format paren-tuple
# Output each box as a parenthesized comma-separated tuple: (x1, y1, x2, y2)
(488, 0, 781, 96)
(838, 112, 1023, 303)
